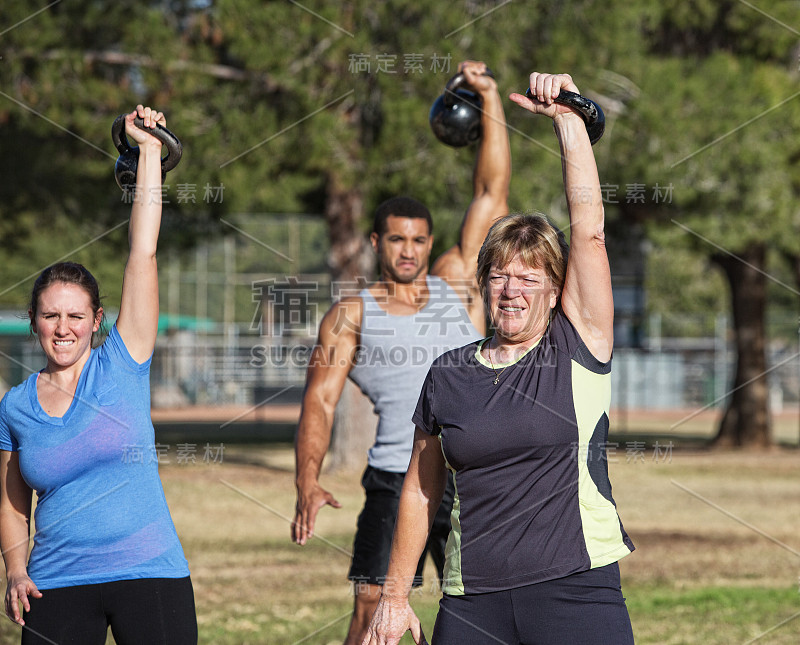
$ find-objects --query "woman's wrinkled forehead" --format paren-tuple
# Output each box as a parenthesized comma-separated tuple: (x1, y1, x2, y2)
(490, 245, 548, 274)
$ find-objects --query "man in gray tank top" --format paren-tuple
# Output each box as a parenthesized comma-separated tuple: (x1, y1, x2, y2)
(291, 59, 510, 645)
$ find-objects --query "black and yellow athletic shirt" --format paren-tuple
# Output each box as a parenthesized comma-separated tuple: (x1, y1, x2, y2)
(412, 308, 634, 596)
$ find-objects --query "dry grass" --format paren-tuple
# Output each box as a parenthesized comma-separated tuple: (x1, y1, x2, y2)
(2, 444, 799, 644)
(190, 445, 800, 644)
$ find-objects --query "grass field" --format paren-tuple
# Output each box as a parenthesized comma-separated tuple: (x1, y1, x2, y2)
(2, 437, 799, 644)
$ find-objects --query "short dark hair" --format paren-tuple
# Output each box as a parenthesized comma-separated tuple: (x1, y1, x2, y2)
(29, 262, 105, 337)
(372, 196, 433, 237)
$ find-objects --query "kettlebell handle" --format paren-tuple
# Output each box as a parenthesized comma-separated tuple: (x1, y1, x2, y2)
(111, 114, 183, 175)
(443, 68, 495, 107)
(524, 87, 605, 145)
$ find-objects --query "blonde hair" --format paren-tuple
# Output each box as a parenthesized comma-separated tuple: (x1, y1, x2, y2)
(476, 213, 569, 303)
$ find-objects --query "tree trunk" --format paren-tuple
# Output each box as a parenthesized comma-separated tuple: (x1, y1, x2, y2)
(322, 174, 374, 285)
(789, 253, 800, 293)
(710, 245, 772, 448)
(323, 174, 377, 471)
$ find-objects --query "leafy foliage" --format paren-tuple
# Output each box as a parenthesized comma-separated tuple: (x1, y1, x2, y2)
(0, 0, 798, 325)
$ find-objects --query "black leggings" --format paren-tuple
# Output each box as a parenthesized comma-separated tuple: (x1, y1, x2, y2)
(21, 576, 197, 645)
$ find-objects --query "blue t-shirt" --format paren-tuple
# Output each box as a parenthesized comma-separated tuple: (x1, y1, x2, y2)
(0, 325, 189, 590)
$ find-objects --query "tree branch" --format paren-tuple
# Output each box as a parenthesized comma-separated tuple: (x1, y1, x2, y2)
(28, 49, 276, 87)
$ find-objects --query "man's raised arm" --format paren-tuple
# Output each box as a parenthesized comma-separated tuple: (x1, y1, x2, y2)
(431, 60, 510, 329)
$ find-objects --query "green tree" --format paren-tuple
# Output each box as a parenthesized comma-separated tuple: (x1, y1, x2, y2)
(608, 1, 800, 447)
(206, 0, 577, 465)
(0, 0, 228, 317)
(3, 0, 798, 452)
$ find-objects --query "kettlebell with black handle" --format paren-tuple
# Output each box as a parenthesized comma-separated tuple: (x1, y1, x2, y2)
(429, 70, 494, 148)
(111, 114, 182, 191)
(524, 87, 605, 145)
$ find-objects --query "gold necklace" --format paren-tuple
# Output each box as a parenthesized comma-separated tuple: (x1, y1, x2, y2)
(487, 346, 508, 385)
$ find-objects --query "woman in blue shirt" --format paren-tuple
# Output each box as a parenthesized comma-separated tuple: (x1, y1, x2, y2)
(0, 106, 197, 644)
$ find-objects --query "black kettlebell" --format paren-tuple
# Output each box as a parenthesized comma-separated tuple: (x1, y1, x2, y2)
(429, 70, 494, 148)
(111, 114, 183, 191)
(525, 88, 605, 145)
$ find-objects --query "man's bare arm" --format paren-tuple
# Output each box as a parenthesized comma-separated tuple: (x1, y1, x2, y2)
(432, 60, 511, 330)
(292, 298, 362, 545)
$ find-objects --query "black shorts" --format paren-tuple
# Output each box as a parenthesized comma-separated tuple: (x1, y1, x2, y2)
(22, 576, 197, 645)
(348, 465, 454, 588)
(432, 563, 634, 645)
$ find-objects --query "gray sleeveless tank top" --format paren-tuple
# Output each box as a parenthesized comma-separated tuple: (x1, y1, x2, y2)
(349, 275, 480, 472)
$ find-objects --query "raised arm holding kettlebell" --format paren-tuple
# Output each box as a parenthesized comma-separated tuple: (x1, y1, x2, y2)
(117, 105, 169, 362)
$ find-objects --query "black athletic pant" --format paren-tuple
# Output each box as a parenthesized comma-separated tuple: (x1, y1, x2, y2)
(21, 576, 197, 645)
(348, 465, 455, 587)
(432, 563, 634, 645)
